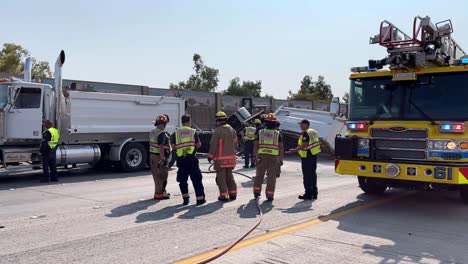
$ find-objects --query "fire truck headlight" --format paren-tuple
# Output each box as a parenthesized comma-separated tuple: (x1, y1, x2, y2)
(358, 138, 369, 149)
(429, 140, 447, 150)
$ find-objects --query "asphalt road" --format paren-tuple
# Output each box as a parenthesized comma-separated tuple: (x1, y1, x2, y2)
(1, 157, 467, 264)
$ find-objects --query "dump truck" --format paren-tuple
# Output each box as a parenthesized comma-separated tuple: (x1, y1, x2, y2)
(0, 51, 184, 172)
(334, 16, 468, 203)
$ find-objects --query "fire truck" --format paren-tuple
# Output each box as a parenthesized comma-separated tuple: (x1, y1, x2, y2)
(334, 16, 468, 203)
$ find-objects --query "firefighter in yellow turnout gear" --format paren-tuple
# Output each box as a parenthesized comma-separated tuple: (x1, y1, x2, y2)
(150, 115, 171, 200)
(171, 114, 206, 206)
(253, 114, 284, 201)
(208, 111, 238, 202)
(286, 119, 321, 200)
(242, 122, 257, 168)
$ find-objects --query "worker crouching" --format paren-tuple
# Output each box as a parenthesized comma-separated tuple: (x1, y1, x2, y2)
(253, 113, 283, 201)
(208, 111, 238, 202)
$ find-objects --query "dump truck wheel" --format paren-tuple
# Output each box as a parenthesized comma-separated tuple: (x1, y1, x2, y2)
(358, 176, 387, 195)
(460, 185, 468, 204)
(120, 143, 147, 172)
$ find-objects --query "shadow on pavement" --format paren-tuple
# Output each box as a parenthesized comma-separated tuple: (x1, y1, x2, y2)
(318, 190, 468, 264)
(237, 199, 274, 219)
(106, 199, 159, 218)
(178, 201, 224, 219)
(279, 200, 313, 214)
(135, 203, 187, 223)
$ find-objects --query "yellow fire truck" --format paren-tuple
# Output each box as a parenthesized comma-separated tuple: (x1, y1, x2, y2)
(335, 16, 468, 203)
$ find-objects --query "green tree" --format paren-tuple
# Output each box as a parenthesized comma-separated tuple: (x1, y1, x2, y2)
(342, 92, 349, 104)
(288, 75, 333, 102)
(223, 77, 262, 97)
(0, 43, 29, 74)
(170, 53, 219, 92)
(32, 59, 52, 80)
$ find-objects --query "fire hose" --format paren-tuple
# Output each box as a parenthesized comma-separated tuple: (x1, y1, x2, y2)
(195, 163, 263, 264)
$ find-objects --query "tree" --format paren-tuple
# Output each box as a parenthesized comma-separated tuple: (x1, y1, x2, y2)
(32, 58, 52, 80)
(288, 75, 333, 102)
(223, 77, 262, 97)
(342, 92, 349, 104)
(0, 43, 29, 74)
(170, 53, 219, 92)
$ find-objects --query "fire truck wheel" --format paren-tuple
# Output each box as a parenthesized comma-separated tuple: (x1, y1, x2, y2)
(358, 176, 387, 195)
(460, 185, 468, 204)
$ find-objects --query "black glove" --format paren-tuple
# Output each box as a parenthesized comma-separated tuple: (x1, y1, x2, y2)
(208, 157, 212, 163)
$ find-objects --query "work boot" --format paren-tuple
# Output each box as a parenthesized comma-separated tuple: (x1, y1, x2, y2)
(154, 193, 171, 200)
(183, 197, 190, 205)
(267, 197, 274, 202)
(250, 164, 256, 168)
(196, 199, 206, 206)
(218, 196, 229, 202)
(254, 193, 260, 199)
(298, 194, 313, 200)
(243, 165, 249, 169)
(229, 195, 237, 201)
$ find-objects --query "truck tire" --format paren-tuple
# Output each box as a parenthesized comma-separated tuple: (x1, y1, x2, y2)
(119, 143, 147, 172)
(358, 176, 387, 195)
(460, 185, 468, 204)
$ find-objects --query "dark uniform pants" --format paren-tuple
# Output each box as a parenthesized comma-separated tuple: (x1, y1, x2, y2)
(177, 156, 205, 201)
(254, 154, 279, 198)
(41, 150, 57, 180)
(301, 154, 318, 197)
(214, 163, 237, 198)
(244, 140, 254, 167)
(151, 154, 169, 197)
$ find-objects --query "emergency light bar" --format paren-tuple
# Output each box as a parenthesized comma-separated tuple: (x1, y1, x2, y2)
(348, 122, 367, 131)
(439, 123, 465, 133)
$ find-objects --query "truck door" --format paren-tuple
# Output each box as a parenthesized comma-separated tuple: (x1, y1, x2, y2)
(6, 86, 43, 139)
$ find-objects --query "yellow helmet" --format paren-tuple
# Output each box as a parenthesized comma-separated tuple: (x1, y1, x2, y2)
(215, 111, 227, 119)
(254, 119, 261, 125)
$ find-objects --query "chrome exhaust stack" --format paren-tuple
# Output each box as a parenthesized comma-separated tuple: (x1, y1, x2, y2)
(54, 50, 65, 128)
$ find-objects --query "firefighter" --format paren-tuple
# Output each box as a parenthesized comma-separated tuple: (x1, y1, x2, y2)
(255, 114, 266, 136)
(275, 119, 283, 178)
(286, 119, 321, 200)
(242, 122, 256, 168)
(150, 115, 171, 200)
(208, 111, 238, 202)
(253, 113, 283, 201)
(40, 120, 59, 183)
(171, 114, 206, 206)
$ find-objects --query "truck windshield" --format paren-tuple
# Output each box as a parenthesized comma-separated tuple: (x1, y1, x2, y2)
(0, 84, 8, 109)
(349, 72, 468, 121)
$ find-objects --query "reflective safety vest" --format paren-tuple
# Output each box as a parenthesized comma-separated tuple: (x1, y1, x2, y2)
(258, 129, 280, 156)
(244, 126, 256, 141)
(46, 127, 60, 149)
(149, 128, 170, 154)
(174, 126, 196, 157)
(298, 128, 321, 157)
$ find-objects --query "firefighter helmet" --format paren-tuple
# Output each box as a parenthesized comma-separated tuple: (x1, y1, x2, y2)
(215, 111, 227, 120)
(265, 113, 277, 122)
(154, 115, 168, 125)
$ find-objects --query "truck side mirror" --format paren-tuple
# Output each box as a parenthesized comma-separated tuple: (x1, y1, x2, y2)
(330, 97, 340, 116)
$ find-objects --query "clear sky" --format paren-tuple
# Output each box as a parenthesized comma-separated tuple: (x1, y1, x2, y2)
(2, 0, 468, 99)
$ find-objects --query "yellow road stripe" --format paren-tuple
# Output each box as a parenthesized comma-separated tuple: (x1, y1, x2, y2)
(174, 192, 411, 264)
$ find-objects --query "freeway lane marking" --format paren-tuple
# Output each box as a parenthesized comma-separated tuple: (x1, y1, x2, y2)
(174, 192, 413, 264)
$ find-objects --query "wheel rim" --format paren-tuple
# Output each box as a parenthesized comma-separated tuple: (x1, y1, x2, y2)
(126, 148, 143, 167)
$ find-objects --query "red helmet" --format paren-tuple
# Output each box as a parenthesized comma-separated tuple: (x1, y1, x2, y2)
(265, 113, 277, 122)
(154, 115, 168, 125)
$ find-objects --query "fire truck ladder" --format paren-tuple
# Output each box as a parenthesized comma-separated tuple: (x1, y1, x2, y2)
(369, 16, 466, 69)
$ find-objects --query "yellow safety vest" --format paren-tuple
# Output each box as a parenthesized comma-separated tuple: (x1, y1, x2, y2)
(258, 129, 280, 156)
(298, 128, 321, 157)
(149, 128, 170, 154)
(244, 126, 256, 141)
(47, 127, 59, 149)
(174, 126, 196, 157)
